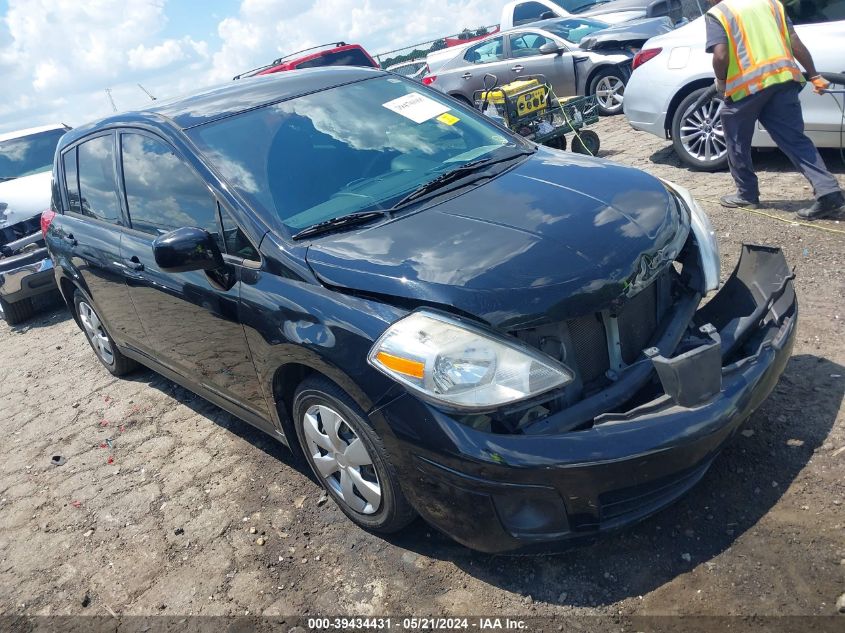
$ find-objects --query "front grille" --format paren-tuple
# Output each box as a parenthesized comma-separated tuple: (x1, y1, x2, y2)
(598, 460, 711, 524)
(567, 313, 609, 384)
(513, 273, 666, 393)
(617, 281, 658, 365)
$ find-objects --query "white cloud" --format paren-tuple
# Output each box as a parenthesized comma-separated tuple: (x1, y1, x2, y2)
(0, 0, 499, 134)
(128, 40, 186, 71)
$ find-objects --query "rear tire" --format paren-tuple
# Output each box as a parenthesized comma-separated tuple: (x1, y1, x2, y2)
(293, 375, 416, 533)
(671, 87, 729, 171)
(571, 130, 601, 156)
(0, 295, 34, 326)
(73, 290, 137, 376)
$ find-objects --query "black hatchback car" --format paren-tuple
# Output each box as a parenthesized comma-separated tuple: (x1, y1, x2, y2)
(45, 67, 797, 553)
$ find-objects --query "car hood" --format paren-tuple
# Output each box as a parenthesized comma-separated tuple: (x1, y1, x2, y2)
(0, 170, 52, 229)
(579, 16, 675, 50)
(305, 147, 688, 330)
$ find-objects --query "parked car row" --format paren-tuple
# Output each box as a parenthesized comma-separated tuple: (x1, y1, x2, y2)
(425, 15, 674, 115)
(623, 2, 845, 169)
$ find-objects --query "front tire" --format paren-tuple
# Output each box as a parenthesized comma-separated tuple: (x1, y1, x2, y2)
(590, 67, 626, 116)
(0, 295, 34, 325)
(671, 87, 728, 171)
(73, 290, 137, 376)
(293, 376, 416, 533)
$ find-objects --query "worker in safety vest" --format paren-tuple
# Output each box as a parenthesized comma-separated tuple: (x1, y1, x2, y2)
(706, 0, 844, 220)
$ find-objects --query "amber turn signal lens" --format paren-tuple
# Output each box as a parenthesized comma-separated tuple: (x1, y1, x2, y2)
(375, 351, 425, 379)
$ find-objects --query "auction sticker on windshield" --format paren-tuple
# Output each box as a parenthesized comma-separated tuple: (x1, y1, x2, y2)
(383, 92, 451, 123)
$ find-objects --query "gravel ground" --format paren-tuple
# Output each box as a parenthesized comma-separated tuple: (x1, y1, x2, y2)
(1, 115, 843, 620)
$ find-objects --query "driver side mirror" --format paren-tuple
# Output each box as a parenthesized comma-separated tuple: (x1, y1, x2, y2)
(152, 226, 224, 273)
(539, 42, 563, 55)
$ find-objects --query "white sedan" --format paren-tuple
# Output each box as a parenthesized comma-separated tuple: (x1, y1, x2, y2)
(623, 14, 845, 170)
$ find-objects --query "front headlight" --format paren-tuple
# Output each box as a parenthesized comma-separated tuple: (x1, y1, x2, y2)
(368, 311, 574, 411)
(661, 180, 721, 294)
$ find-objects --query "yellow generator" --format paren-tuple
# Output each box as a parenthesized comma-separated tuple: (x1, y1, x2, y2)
(474, 74, 601, 155)
(477, 78, 549, 123)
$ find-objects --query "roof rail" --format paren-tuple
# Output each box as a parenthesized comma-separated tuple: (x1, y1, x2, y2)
(233, 42, 348, 80)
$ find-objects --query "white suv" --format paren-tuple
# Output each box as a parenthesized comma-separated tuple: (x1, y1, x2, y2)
(623, 4, 845, 170)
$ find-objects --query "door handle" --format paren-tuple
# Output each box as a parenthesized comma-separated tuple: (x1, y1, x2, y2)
(126, 256, 144, 272)
(461, 72, 472, 79)
(511, 64, 524, 72)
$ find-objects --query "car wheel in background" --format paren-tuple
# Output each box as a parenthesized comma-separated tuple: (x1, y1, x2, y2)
(571, 129, 601, 156)
(73, 290, 137, 376)
(672, 87, 729, 171)
(590, 68, 626, 116)
(449, 93, 473, 107)
(0, 295, 34, 326)
(293, 375, 416, 533)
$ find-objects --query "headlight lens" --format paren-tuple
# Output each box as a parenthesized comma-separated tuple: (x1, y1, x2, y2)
(661, 180, 721, 294)
(368, 311, 574, 410)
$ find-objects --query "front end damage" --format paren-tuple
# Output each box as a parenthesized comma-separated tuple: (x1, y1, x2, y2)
(375, 239, 797, 552)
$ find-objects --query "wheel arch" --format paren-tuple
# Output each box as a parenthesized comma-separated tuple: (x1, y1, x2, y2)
(664, 78, 715, 138)
(269, 357, 393, 455)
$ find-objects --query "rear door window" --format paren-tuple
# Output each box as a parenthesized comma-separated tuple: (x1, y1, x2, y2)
(76, 135, 123, 225)
(464, 37, 505, 64)
(785, 0, 844, 24)
(120, 133, 222, 247)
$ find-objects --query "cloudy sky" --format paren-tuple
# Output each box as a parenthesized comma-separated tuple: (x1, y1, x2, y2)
(0, 0, 500, 134)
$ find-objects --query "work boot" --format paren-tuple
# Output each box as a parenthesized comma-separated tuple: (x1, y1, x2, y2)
(720, 193, 759, 209)
(797, 191, 845, 221)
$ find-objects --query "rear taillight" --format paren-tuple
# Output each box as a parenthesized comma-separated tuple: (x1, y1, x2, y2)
(632, 47, 663, 71)
(41, 209, 56, 239)
(422, 75, 437, 85)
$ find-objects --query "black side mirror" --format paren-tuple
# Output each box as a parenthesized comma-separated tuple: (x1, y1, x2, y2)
(152, 227, 224, 273)
(539, 42, 562, 55)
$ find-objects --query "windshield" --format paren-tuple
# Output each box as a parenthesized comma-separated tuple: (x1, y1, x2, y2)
(540, 18, 609, 43)
(189, 76, 525, 232)
(0, 128, 66, 180)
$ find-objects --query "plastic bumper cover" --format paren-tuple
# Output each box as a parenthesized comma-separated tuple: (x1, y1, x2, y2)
(0, 248, 55, 303)
(377, 245, 797, 553)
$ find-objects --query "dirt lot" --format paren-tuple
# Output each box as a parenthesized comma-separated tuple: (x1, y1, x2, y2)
(1, 116, 843, 621)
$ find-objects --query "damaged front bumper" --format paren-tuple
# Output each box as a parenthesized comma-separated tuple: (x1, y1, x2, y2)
(375, 244, 797, 553)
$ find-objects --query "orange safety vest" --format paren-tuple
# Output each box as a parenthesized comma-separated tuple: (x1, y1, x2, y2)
(707, 0, 804, 101)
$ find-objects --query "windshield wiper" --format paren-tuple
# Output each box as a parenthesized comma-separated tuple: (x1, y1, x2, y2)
(388, 148, 535, 212)
(290, 148, 534, 240)
(291, 209, 388, 240)
(0, 176, 18, 183)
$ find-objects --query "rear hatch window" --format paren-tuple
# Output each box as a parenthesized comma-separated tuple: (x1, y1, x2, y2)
(295, 48, 375, 69)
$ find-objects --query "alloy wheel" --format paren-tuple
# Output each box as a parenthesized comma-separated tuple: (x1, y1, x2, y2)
(302, 404, 382, 515)
(679, 97, 727, 163)
(595, 76, 625, 113)
(78, 301, 114, 365)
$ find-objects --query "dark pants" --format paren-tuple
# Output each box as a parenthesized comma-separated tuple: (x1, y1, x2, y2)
(720, 81, 841, 202)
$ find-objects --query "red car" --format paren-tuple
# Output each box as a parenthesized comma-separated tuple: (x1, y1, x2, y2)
(234, 42, 379, 79)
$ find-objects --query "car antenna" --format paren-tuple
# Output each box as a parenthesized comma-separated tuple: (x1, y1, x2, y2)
(137, 83, 157, 101)
(104, 88, 118, 113)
